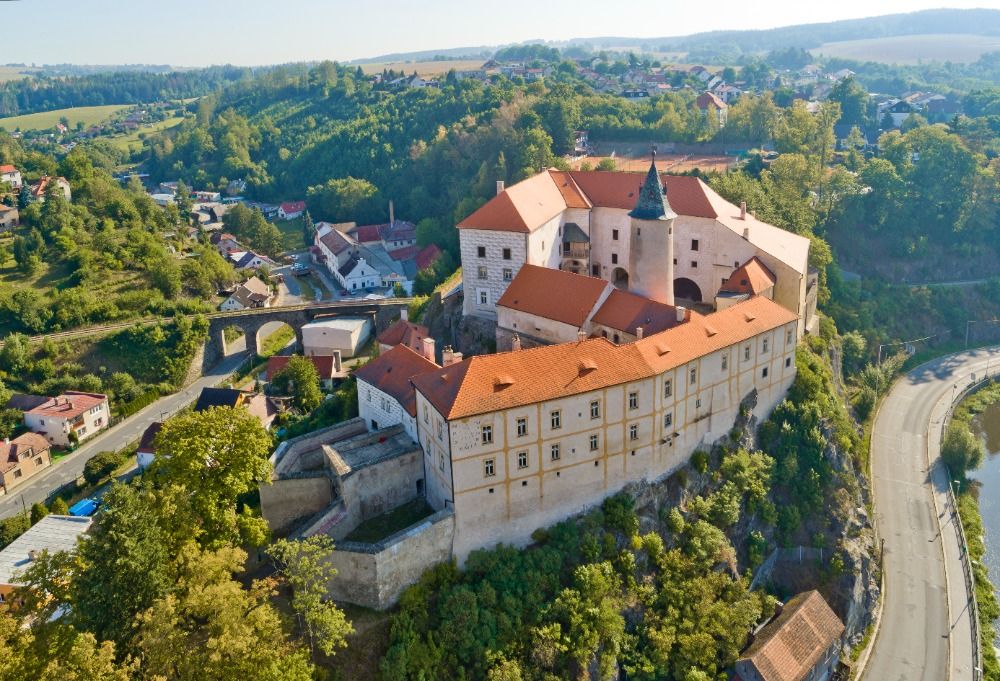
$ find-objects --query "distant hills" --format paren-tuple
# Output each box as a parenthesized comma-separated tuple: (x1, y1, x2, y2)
(352, 8, 1000, 64)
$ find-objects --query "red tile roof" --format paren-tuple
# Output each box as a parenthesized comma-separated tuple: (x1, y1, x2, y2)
(720, 257, 776, 296)
(738, 591, 844, 681)
(415, 244, 442, 271)
(354, 344, 440, 416)
(25, 392, 107, 420)
(697, 91, 727, 110)
(266, 355, 338, 380)
(378, 319, 430, 353)
(591, 289, 685, 336)
(457, 171, 568, 233)
(280, 201, 306, 213)
(568, 171, 719, 219)
(0, 433, 49, 473)
(0, 165, 17, 174)
(414, 296, 797, 420)
(496, 264, 609, 328)
(350, 224, 383, 243)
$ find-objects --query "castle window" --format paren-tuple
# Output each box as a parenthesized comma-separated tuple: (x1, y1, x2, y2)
(477, 246, 486, 258)
(787, 329, 794, 345)
(762, 338, 769, 353)
(722, 355, 728, 370)
(436, 420, 443, 441)
(477, 266, 487, 280)
(517, 451, 528, 469)
(590, 400, 600, 419)
(744, 345, 751, 361)
(691, 261, 698, 268)
(503, 248, 511, 260)
(637, 228, 641, 236)
(481, 425, 493, 445)
(550, 444, 561, 461)
(691, 239, 699, 251)
(762, 367, 769, 378)
(479, 290, 488, 305)
(590, 434, 599, 451)
(664, 412, 673, 428)
(423, 405, 429, 423)
(628, 392, 639, 410)
(611, 253, 618, 264)
(551, 410, 562, 430)
(517, 417, 527, 437)
(592, 264, 600, 277)
(786, 357, 792, 368)
(696, 398, 702, 409)
(673, 258, 677, 265)
(689, 368, 697, 385)
(629, 424, 639, 441)
(484, 458, 495, 477)
(664, 379, 672, 398)
(612, 229, 619, 241)
(439, 451, 445, 471)
(503, 268, 512, 281)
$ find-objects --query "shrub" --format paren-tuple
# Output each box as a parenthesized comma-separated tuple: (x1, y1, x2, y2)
(50, 497, 70, 515)
(942, 422, 985, 479)
(691, 450, 709, 474)
(29, 502, 48, 525)
(83, 450, 127, 486)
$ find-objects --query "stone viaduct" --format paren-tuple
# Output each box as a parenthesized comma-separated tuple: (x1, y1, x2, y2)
(202, 299, 409, 373)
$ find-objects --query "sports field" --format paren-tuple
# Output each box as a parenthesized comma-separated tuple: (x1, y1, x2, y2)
(813, 34, 1000, 65)
(570, 154, 736, 174)
(0, 104, 131, 131)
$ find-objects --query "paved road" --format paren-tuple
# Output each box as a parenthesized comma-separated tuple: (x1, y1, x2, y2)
(0, 347, 250, 519)
(866, 347, 1000, 681)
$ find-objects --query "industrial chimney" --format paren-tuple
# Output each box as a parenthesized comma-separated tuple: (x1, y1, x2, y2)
(389, 200, 395, 227)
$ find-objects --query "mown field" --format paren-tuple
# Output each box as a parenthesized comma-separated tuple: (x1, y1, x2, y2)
(814, 34, 1000, 65)
(357, 59, 485, 76)
(0, 104, 130, 131)
(106, 115, 185, 153)
(0, 66, 38, 83)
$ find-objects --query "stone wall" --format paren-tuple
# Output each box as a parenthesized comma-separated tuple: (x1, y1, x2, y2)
(325, 509, 455, 610)
(260, 475, 334, 536)
(329, 448, 424, 541)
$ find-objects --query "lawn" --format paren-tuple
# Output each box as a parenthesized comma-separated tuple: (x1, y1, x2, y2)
(294, 274, 317, 301)
(343, 499, 434, 544)
(275, 216, 308, 253)
(0, 104, 131, 132)
(814, 34, 1000, 65)
(259, 324, 296, 358)
(105, 115, 185, 153)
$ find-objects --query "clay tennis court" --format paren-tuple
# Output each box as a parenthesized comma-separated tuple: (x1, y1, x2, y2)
(568, 153, 737, 174)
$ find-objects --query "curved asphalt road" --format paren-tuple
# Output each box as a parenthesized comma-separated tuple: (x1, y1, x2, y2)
(866, 346, 1000, 681)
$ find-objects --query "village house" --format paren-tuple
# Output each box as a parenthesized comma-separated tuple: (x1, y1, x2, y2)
(229, 250, 278, 271)
(696, 91, 728, 127)
(211, 232, 243, 257)
(0, 205, 18, 231)
(136, 421, 163, 470)
(0, 165, 22, 189)
(0, 433, 52, 495)
(313, 222, 406, 292)
(734, 590, 845, 681)
(278, 201, 306, 220)
(0, 515, 92, 604)
(193, 387, 277, 430)
(355, 343, 440, 440)
(219, 276, 272, 311)
(23, 392, 110, 448)
(377, 316, 430, 355)
(30, 176, 72, 203)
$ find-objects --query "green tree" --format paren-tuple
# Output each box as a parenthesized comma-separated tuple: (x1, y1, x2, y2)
(30, 502, 48, 525)
(942, 422, 985, 478)
(151, 406, 272, 546)
(269, 535, 353, 657)
(306, 176, 378, 222)
(50, 497, 69, 515)
(271, 355, 323, 412)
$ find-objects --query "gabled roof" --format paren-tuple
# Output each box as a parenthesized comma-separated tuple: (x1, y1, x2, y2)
(137, 422, 163, 454)
(318, 226, 357, 256)
(378, 319, 429, 353)
(415, 244, 442, 271)
(562, 222, 589, 243)
(738, 590, 844, 681)
(193, 387, 245, 412)
(280, 201, 306, 213)
(0, 165, 17, 174)
(353, 344, 440, 417)
(0, 433, 50, 473)
(591, 289, 685, 337)
(350, 224, 383, 243)
(697, 91, 727, 110)
(25, 392, 107, 420)
(496, 264, 609, 328)
(720, 257, 777, 295)
(414, 296, 797, 420)
(0, 515, 92, 587)
(457, 171, 568, 233)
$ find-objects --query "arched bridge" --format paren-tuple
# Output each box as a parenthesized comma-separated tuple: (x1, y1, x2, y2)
(203, 299, 410, 372)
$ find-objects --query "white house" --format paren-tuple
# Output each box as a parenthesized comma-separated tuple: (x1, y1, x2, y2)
(23, 392, 110, 448)
(219, 276, 272, 311)
(279, 201, 306, 220)
(354, 343, 440, 440)
(0, 165, 22, 189)
(302, 317, 372, 359)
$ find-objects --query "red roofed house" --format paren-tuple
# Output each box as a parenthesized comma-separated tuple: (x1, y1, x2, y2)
(377, 317, 430, 355)
(23, 392, 110, 447)
(0, 433, 52, 494)
(266, 354, 340, 389)
(0, 165, 22, 190)
(716, 257, 776, 310)
(30, 176, 72, 203)
(697, 91, 728, 127)
(137, 421, 163, 470)
(278, 201, 306, 220)
(414, 244, 442, 272)
(354, 344, 440, 439)
(734, 590, 844, 681)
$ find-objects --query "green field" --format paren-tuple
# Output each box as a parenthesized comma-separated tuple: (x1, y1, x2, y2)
(0, 66, 38, 83)
(0, 104, 130, 131)
(106, 115, 185, 153)
(814, 34, 1000, 65)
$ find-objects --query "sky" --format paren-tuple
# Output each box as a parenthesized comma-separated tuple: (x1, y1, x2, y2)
(1, 0, 998, 66)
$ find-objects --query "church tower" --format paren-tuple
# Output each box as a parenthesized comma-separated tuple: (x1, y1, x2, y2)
(628, 153, 677, 305)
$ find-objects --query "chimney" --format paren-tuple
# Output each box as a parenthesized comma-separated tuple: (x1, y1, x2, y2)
(636, 327, 644, 340)
(389, 200, 395, 226)
(444, 350, 463, 366)
(676, 306, 686, 323)
(400, 307, 408, 321)
(28, 549, 38, 561)
(740, 201, 747, 220)
(742, 226, 750, 240)
(422, 337, 436, 362)
(511, 334, 522, 351)
(496, 180, 505, 196)
(577, 330, 587, 343)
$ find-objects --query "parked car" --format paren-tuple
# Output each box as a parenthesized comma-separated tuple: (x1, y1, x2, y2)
(291, 264, 310, 275)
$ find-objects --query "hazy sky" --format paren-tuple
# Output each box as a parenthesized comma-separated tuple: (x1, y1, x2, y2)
(1, 0, 997, 66)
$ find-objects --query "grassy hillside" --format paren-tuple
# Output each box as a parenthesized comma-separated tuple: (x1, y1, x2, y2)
(0, 66, 37, 83)
(0, 104, 130, 131)
(105, 115, 185, 153)
(814, 34, 1000, 64)
(358, 59, 485, 76)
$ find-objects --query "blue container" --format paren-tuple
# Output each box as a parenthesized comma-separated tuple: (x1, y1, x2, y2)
(68, 498, 99, 517)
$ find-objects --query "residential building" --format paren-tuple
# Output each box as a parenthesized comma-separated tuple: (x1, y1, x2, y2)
(0, 165, 22, 189)
(0, 433, 51, 494)
(458, 163, 815, 336)
(266, 354, 341, 389)
(229, 250, 277, 271)
(734, 590, 844, 681)
(30, 176, 72, 203)
(219, 276, 272, 311)
(696, 91, 728, 127)
(0, 205, 18, 231)
(302, 317, 371, 359)
(0, 515, 92, 603)
(278, 201, 306, 220)
(377, 317, 430, 354)
(23, 392, 110, 448)
(355, 344, 440, 440)
(211, 232, 243, 257)
(137, 421, 163, 470)
(193, 387, 276, 429)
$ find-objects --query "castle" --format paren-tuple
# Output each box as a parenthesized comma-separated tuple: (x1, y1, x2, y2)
(262, 161, 815, 608)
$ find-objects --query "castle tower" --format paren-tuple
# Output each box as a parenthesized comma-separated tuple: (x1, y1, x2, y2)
(628, 153, 677, 305)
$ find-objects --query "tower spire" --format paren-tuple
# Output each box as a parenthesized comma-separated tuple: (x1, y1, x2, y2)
(628, 152, 677, 221)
